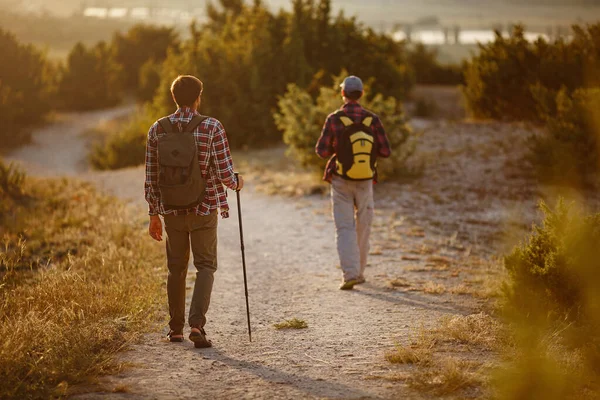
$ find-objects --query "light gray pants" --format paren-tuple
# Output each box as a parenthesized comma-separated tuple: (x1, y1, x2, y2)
(331, 175, 375, 281)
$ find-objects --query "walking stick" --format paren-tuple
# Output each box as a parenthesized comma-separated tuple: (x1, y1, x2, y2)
(235, 173, 252, 342)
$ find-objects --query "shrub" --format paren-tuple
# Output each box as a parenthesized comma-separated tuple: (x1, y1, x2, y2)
(504, 199, 600, 328)
(137, 59, 162, 102)
(151, 0, 413, 148)
(407, 44, 463, 86)
(89, 108, 154, 170)
(0, 159, 27, 224)
(275, 72, 417, 180)
(0, 28, 54, 149)
(58, 41, 122, 110)
(528, 87, 600, 187)
(499, 199, 600, 398)
(463, 24, 600, 121)
(111, 24, 179, 95)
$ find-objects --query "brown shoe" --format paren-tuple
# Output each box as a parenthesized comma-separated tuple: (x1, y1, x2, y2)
(189, 327, 212, 348)
(167, 330, 184, 343)
(339, 279, 359, 290)
(356, 276, 366, 285)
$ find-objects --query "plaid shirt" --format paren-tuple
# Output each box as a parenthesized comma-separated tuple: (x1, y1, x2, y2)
(144, 107, 238, 218)
(315, 102, 391, 182)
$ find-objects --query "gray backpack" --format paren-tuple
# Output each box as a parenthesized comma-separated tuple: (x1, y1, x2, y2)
(157, 115, 209, 210)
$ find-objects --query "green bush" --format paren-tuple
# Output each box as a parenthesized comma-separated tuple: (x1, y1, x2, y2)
(0, 159, 27, 224)
(463, 24, 600, 121)
(89, 109, 153, 170)
(0, 29, 54, 149)
(407, 44, 463, 86)
(504, 199, 600, 327)
(528, 87, 600, 187)
(274, 72, 417, 180)
(57, 42, 122, 110)
(151, 0, 413, 148)
(137, 60, 162, 102)
(499, 199, 600, 398)
(111, 24, 179, 96)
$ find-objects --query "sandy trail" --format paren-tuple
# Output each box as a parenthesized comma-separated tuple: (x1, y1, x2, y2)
(7, 106, 479, 399)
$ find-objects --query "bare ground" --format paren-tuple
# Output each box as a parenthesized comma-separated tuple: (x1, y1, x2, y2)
(5, 103, 543, 399)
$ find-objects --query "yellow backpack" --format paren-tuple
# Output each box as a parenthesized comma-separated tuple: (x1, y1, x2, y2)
(334, 111, 377, 181)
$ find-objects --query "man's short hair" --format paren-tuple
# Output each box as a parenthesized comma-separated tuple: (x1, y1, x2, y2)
(170, 75, 203, 107)
(343, 90, 363, 101)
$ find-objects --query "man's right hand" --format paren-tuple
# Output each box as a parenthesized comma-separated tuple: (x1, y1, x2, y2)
(236, 174, 244, 191)
(149, 215, 163, 242)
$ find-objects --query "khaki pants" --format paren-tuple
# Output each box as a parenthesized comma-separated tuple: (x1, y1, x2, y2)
(331, 175, 374, 281)
(163, 212, 218, 332)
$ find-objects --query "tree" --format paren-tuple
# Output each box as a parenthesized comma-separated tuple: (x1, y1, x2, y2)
(112, 24, 179, 94)
(58, 42, 122, 110)
(0, 28, 54, 148)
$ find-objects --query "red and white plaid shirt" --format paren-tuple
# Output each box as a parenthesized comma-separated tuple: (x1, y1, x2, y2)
(144, 107, 238, 218)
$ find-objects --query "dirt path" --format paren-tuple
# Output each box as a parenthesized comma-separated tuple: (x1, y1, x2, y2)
(7, 107, 483, 399)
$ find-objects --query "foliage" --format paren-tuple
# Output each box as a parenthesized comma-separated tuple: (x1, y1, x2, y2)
(0, 177, 164, 399)
(528, 87, 600, 186)
(57, 41, 122, 110)
(275, 71, 417, 180)
(89, 107, 153, 170)
(463, 24, 600, 121)
(152, 0, 413, 148)
(112, 24, 179, 97)
(504, 199, 600, 327)
(499, 199, 600, 398)
(0, 159, 27, 224)
(0, 28, 54, 149)
(138, 60, 163, 102)
(407, 44, 463, 85)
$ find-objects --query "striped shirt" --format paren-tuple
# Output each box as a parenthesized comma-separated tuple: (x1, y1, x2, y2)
(144, 107, 238, 218)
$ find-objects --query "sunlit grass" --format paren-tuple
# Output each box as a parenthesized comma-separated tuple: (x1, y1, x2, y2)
(273, 318, 308, 330)
(0, 173, 164, 398)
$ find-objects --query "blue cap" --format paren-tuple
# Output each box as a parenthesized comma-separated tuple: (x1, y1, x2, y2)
(340, 76, 364, 93)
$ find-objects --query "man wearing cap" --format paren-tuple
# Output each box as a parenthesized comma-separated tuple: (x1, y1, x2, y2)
(315, 75, 391, 290)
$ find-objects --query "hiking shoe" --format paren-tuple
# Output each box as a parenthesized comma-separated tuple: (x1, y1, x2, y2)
(356, 276, 366, 285)
(167, 330, 184, 343)
(339, 279, 359, 290)
(189, 327, 212, 348)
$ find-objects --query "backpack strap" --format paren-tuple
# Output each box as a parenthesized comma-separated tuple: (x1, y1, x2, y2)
(158, 117, 176, 133)
(183, 115, 209, 133)
(335, 111, 354, 127)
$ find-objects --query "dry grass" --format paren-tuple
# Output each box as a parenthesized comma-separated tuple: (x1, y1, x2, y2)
(273, 318, 308, 330)
(422, 281, 446, 294)
(0, 176, 164, 399)
(385, 330, 435, 365)
(389, 278, 411, 288)
(434, 313, 504, 350)
(385, 316, 499, 398)
(408, 357, 484, 396)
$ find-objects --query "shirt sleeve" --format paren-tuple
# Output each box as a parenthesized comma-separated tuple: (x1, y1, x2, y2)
(211, 120, 238, 191)
(373, 116, 391, 158)
(316, 115, 335, 159)
(144, 122, 161, 216)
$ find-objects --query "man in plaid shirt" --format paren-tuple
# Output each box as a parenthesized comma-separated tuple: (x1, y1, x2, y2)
(145, 75, 244, 347)
(316, 75, 391, 290)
